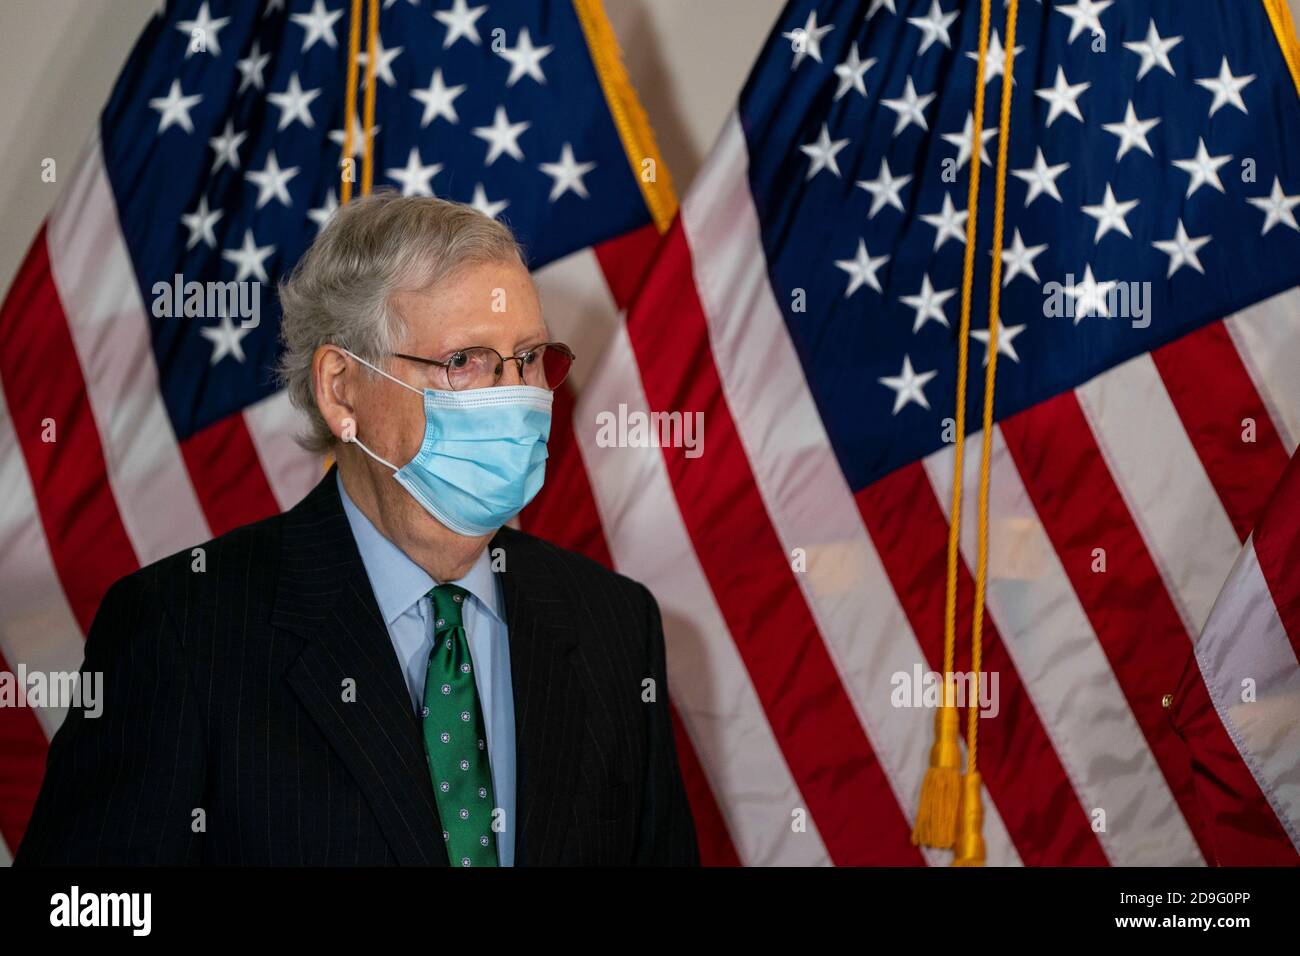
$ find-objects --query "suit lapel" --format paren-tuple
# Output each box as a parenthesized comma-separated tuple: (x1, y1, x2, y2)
(494, 528, 585, 866)
(273, 471, 448, 866)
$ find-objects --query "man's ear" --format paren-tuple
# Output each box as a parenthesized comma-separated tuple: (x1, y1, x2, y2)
(313, 345, 355, 443)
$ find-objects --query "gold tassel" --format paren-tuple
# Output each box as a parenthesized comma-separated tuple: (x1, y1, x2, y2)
(911, 705, 961, 848)
(951, 771, 986, 867)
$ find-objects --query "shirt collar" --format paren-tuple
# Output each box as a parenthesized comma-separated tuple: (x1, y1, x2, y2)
(337, 472, 502, 626)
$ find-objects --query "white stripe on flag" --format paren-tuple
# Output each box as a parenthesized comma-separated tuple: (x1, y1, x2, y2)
(0, 832, 11, 868)
(532, 249, 625, 394)
(1225, 287, 1300, 456)
(243, 392, 322, 512)
(1077, 354, 1241, 635)
(0, 385, 83, 737)
(1197, 537, 1300, 851)
(924, 428, 1204, 865)
(681, 114, 1020, 866)
(538, 248, 828, 865)
(47, 137, 210, 564)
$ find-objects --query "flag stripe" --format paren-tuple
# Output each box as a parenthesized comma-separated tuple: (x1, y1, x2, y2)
(179, 412, 282, 537)
(0, 650, 45, 857)
(1225, 288, 1300, 455)
(1196, 538, 1300, 851)
(856, 464, 1101, 865)
(1151, 323, 1290, 541)
(576, 322, 829, 865)
(0, 229, 139, 634)
(1000, 390, 1294, 862)
(46, 139, 209, 564)
(242, 392, 325, 513)
(924, 429, 1204, 865)
(1077, 355, 1241, 636)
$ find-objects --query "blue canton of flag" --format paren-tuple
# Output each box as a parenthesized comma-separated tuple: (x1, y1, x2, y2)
(740, 0, 1300, 489)
(100, 0, 651, 440)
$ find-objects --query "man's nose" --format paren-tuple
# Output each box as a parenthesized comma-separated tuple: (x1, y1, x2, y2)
(498, 357, 526, 386)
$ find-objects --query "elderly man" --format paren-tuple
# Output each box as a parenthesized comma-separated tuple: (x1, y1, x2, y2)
(18, 193, 698, 866)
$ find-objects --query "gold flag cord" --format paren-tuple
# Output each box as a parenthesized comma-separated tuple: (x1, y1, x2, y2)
(912, 0, 1021, 866)
(339, 0, 379, 204)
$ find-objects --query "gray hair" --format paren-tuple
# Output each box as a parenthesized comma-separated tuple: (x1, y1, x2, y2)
(277, 191, 526, 453)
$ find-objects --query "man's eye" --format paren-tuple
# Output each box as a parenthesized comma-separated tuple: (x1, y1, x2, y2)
(448, 352, 468, 368)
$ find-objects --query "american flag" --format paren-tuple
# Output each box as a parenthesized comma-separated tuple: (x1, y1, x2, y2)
(3, 0, 1300, 868)
(524, 0, 1300, 865)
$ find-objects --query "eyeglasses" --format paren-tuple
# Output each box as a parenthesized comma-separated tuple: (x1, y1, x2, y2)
(391, 342, 575, 391)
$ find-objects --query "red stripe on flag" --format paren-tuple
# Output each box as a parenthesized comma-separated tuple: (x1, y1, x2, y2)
(1251, 451, 1300, 656)
(179, 411, 281, 537)
(0, 228, 139, 632)
(1000, 392, 1296, 862)
(627, 221, 922, 864)
(1151, 322, 1290, 541)
(0, 649, 48, 855)
(856, 463, 1108, 865)
(593, 224, 664, 308)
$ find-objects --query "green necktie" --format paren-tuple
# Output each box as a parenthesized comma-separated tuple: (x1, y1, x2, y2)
(420, 583, 499, 867)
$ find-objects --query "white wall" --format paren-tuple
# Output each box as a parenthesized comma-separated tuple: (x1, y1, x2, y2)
(1, 0, 1297, 296)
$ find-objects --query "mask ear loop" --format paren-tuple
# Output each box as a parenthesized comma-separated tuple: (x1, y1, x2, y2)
(336, 347, 421, 473)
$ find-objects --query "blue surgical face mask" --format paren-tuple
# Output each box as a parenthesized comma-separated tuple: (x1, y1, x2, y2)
(339, 348, 553, 537)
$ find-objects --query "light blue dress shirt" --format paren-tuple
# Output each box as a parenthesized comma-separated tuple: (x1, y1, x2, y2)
(337, 474, 516, 866)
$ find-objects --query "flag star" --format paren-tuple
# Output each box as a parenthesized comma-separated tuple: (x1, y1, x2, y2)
(498, 28, 553, 87)
(1067, 265, 1118, 322)
(1101, 101, 1160, 161)
(783, 10, 834, 69)
(907, 0, 959, 54)
(434, 0, 487, 48)
(1000, 228, 1048, 286)
(386, 147, 443, 196)
(308, 190, 339, 233)
(900, 274, 955, 333)
(800, 123, 850, 180)
(867, 0, 895, 18)
(1247, 177, 1300, 235)
(357, 34, 403, 88)
(539, 143, 597, 201)
(834, 43, 877, 100)
(149, 79, 203, 134)
(1082, 184, 1140, 243)
(835, 239, 889, 297)
(921, 193, 968, 251)
(1035, 66, 1089, 126)
(1124, 19, 1181, 79)
(881, 77, 935, 136)
(411, 68, 466, 126)
(1195, 56, 1255, 117)
(267, 72, 321, 131)
(943, 112, 996, 170)
(879, 355, 937, 414)
(971, 323, 1025, 365)
(473, 105, 530, 165)
(180, 195, 222, 250)
(1056, 0, 1112, 44)
(208, 119, 247, 173)
(1011, 147, 1069, 206)
(245, 150, 299, 208)
(329, 113, 382, 159)
(856, 158, 912, 217)
(263, 0, 285, 15)
(1173, 138, 1232, 198)
(965, 28, 1023, 85)
(235, 40, 271, 93)
(199, 314, 252, 366)
(1153, 219, 1211, 278)
(291, 0, 343, 52)
(176, 1, 230, 57)
(470, 183, 509, 220)
(221, 229, 275, 283)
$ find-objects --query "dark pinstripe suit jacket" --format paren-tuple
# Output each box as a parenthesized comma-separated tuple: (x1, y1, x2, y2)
(17, 470, 699, 866)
